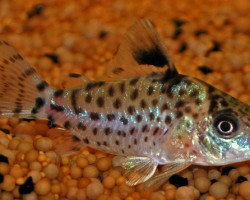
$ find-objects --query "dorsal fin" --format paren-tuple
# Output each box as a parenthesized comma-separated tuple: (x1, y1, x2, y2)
(104, 19, 178, 81)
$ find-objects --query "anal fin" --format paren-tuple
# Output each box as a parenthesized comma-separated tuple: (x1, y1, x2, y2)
(113, 156, 158, 186)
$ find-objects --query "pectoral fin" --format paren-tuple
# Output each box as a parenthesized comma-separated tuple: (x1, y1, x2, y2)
(144, 159, 193, 189)
(113, 156, 158, 186)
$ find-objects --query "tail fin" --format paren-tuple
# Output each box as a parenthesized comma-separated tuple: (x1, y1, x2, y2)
(0, 39, 53, 119)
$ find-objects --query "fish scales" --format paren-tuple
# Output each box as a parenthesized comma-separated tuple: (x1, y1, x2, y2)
(49, 75, 209, 163)
(0, 19, 249, 188)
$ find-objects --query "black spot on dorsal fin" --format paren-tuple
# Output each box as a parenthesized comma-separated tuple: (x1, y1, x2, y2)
(133, 43, 169, 67)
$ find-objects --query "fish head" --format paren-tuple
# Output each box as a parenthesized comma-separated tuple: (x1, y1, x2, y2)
(193, 86, 250, 166)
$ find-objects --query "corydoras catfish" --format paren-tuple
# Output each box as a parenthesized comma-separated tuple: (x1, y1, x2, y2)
(0, 19, 249, 188)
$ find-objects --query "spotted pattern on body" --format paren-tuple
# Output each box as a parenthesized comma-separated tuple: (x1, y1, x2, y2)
(44, 74, 211, 158)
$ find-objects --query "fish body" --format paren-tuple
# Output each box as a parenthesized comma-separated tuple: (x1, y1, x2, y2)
(0, 19, 249, 188)
(48, 74, 206, 163)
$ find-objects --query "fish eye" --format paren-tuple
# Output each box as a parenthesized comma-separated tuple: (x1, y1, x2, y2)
(213, 114, 239, 138)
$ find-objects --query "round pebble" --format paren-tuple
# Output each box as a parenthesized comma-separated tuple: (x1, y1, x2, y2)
(25, 150, 39, 163)
(239, 181, 250, 200)
(0, 162, 10, 174)
(70, 166, 82, 179)
(61, 165, 70, 175)
(37, 154, 47, 162)
(43, 164, 59, 179)
(45, 151, 59, 164)
(66, 178, 78, 187)
(175, 186, 195, 200)
(16, 177, 25, 185)
(228, 169, 240, 181)
(209, 182, 229, 198)
(78, 177, 90, 188)
(208, 169, 221, 180)
(165, 188, 176, 200)
(29, 161, 42, 171)
(76, 157, 89, 168)
(34, 137, 53, 152)
(1, 174, 16, 192)
(116, 176, 126, 185)
(194, 177, 211, 193)
(19, 161, 29, 168)
(16, 152, 25, 162)
(34, 178, 51, 195)
(8, 138, 21, 150)
(10, 165, 23, 178)
(82, 165, 99, 178)
(61, 156, 70, 165)
(51, 183, 61, 194)
(76, 189, 87, 200)
(109, 169, 122, 179)
(96, 157, 112, 171)
(193, 169, 207, 179)
(218, 175, 232, 186)
(17, 142, 33, 152)
(120, 183, 134, 198)
(103, 175, 115, 189)
(67, 186, 78, 200)
(237, 165, 250, 176)
(86, 181, 104, 199)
